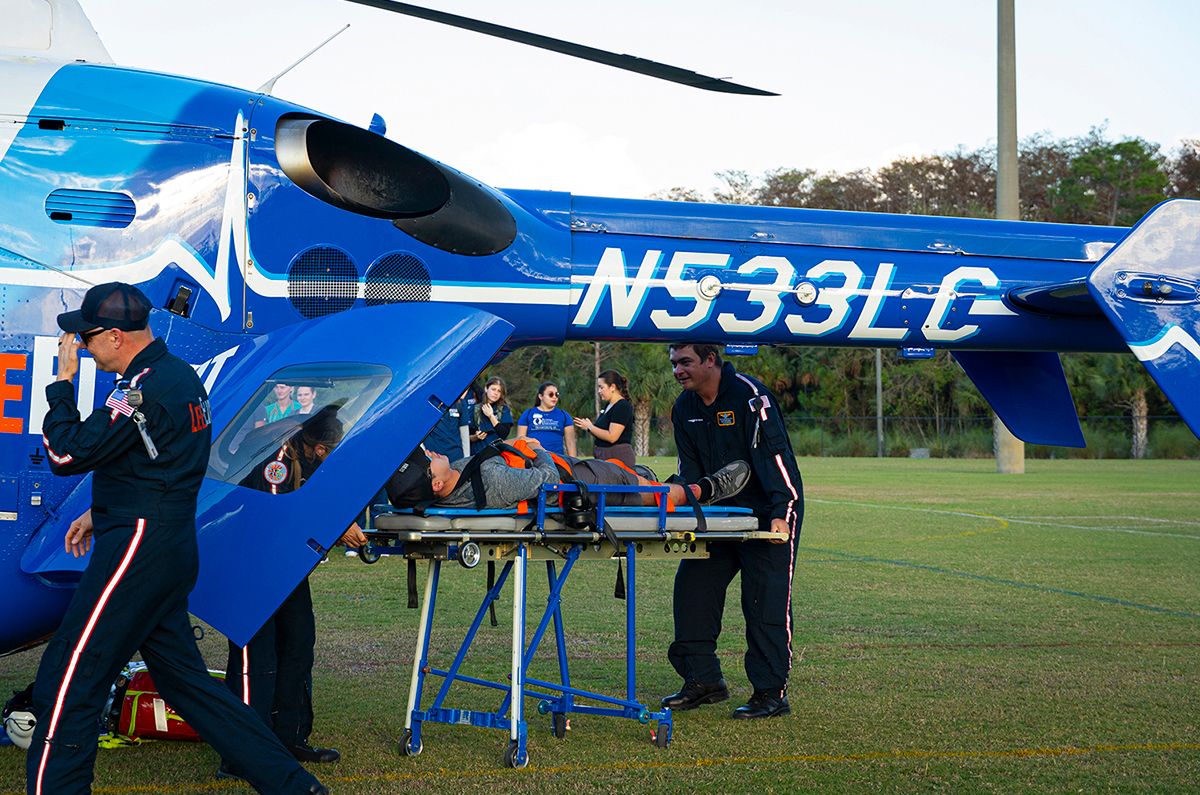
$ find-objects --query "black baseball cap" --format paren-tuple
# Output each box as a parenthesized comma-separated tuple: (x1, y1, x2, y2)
(386, 446, 435, 509)
(57, 282, 151, 333)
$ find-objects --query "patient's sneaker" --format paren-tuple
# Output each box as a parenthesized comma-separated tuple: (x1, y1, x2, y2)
(701, 461, 750, 505)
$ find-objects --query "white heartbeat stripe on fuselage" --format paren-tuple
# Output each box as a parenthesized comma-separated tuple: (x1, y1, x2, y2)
(431, 284, 570, 304)
(0, 103, 245, 320)
(1129, 324, 1200, 363)
(0, 234, 230, 317)
(2, 81, 565, 313)
(249, 276, 573, 305)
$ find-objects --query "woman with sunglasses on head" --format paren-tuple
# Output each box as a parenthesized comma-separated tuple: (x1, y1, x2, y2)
(516, 381, 577, 456)
(574, 369, 636, 468)
(469, 376, 513, 454)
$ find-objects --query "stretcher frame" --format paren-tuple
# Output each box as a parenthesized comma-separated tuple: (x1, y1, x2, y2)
(364, 482, 774, 768)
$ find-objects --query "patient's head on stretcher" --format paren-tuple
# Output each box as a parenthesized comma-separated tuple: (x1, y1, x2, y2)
(387, 446, 438, 508)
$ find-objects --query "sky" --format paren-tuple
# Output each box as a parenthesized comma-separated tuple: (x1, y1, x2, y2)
(82, 0, 1200, 200)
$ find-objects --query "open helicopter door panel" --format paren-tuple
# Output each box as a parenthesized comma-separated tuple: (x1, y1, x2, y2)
(187, 303, 512, 646)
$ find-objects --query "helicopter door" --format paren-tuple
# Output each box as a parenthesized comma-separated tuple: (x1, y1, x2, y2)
(187, 302, 511, 645)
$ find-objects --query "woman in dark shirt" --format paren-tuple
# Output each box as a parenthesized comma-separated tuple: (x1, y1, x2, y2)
(470, 376, 513, 454)
(574, 369, 635, 467)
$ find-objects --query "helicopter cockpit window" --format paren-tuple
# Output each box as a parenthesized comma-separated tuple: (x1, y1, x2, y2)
(206, 362, 392, 492)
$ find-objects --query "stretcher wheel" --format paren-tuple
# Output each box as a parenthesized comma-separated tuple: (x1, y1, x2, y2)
(552, 713, 566, 739)
(655, 723, 671, 749)
(400, 729, 422, 756)
(359, 544, 381, 564)
(458, 541, 482, 569)
(504, 740, 528, 769)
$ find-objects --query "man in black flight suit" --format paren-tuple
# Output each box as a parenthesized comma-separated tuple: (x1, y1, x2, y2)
(661, 343, 803, 720)
(29, 282, 327, 795)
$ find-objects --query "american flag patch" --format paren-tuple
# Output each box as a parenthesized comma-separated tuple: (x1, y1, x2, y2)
(106, 389, 134, 417)
(749, 394, 772, 411)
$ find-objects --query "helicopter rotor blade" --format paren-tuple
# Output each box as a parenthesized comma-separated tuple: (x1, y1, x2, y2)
(343, 0, 779, 96)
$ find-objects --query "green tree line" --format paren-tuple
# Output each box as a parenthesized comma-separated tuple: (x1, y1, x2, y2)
(652, 125, 1199, 225)
(487, 129, 1199, 459)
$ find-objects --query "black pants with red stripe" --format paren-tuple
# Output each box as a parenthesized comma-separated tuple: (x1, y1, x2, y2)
(26, 514, 320, 795)
(667, 514, 801, 695)
(224, 578, 316, 749)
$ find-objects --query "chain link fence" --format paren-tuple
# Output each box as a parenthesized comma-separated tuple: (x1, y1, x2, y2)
(578, 416, 1200, 460)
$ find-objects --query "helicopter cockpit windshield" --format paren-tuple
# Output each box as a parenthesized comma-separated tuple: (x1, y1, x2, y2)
(206, 362, 392, 489)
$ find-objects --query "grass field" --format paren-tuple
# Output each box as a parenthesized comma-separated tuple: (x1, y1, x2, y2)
(3, 458, 1199, 794)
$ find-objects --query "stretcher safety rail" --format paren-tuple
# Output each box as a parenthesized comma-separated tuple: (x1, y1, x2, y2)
(362, 482, 776, 768)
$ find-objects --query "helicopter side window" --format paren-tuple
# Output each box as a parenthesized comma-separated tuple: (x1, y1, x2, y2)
(206, 363, 391, 492)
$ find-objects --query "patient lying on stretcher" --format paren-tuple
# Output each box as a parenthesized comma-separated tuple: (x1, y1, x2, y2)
(386, 437, 749, 512)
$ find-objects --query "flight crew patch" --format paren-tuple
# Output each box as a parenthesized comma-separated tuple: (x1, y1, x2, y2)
(263, 460, 289, 485)
(717, 411, 735, 426)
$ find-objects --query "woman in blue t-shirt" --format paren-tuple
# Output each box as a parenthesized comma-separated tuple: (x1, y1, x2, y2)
(516, 381, 577, 455)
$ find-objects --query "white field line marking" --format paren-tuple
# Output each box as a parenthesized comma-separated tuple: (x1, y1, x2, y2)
(808, 499, 1200, 541)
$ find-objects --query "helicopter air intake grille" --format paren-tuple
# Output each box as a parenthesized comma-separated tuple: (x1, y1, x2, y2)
(287, 246, 358, 318)
(363, 252, 431, 304)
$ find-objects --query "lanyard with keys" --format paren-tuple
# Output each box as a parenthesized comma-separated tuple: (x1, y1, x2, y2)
(123, 373, 159, 460)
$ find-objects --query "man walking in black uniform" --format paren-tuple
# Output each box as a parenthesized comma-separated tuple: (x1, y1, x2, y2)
(29, 283, 327, 795)
(661, 343, 803, 720)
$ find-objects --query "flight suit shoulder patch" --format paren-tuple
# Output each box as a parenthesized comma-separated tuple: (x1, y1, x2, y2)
(263, 460, 289, 485)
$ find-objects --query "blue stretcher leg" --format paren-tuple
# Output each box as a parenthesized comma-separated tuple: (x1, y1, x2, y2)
(499, 548, 580, 719)
(549, 560, 574, 722)
(506, 543, 529, 767)
(402, 560, 441, 755)
(430, 561, 514, 710)
(625, 540, 673, 748)
(626, 542, 636, 703)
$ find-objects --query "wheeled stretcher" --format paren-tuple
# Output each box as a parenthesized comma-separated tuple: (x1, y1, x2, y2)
(362, 482, 777, 768)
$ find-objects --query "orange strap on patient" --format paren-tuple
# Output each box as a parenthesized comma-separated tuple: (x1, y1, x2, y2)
(499, 438, 577, 514)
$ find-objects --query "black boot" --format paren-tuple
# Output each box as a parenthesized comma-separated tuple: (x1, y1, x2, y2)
(215, 760, 247, 782)
(660, 678, 730, 711)
(288, 742, 341, 763)
(732, 689, 790, 719)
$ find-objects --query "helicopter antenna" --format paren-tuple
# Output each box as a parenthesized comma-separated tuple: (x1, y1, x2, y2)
(343, 0, 778, 96)
(258, 24, 351, 95)
(0, 246, 94, 287)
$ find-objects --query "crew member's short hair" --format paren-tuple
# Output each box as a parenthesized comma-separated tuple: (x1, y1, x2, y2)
(669, 342, 723, 368)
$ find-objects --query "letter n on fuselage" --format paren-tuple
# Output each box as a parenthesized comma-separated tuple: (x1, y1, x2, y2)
(572, 248, 662, 329)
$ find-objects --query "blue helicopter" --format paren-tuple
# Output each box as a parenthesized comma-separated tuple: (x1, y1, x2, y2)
(1, 0, 1197, 655)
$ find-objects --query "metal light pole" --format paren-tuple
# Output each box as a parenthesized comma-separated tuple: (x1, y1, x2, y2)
(876, 348, 884, 457)
(995, 0, 1025, 474)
